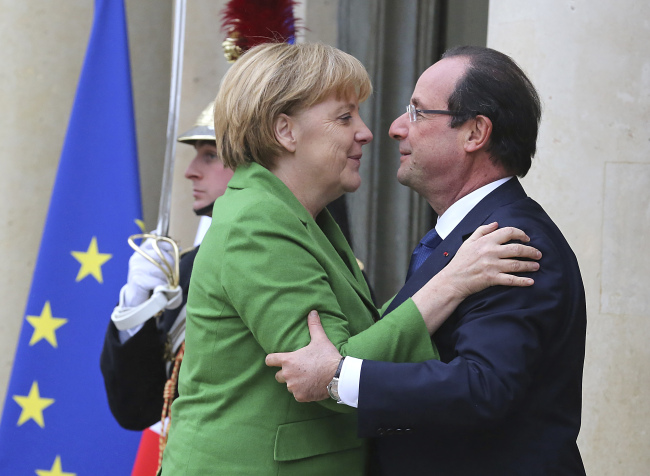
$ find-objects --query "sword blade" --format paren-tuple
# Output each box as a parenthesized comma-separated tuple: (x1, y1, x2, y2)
(156, 0, 187, 237)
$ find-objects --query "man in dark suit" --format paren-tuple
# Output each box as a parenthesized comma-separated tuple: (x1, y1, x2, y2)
(266, 45, 587, 475)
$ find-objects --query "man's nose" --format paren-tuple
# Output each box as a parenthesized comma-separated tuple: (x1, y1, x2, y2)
(184, 155, 200, 179)
(389, 113, 408, 140)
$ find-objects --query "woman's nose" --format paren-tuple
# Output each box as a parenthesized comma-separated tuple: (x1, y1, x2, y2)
(356, 121, 373, 145)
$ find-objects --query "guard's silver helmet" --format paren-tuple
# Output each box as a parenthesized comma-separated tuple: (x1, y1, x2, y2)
(177, 101, 216, 143)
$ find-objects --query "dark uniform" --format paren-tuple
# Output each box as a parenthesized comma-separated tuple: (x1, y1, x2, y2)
(100, 247, 198, 430)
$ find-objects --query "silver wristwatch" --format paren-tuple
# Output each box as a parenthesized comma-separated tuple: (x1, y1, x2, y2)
(327, 357, 346, 402)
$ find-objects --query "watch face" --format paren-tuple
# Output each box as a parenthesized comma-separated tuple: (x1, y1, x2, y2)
(327, 378, 340, 401)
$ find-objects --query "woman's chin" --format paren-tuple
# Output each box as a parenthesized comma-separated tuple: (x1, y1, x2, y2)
(343, 176, 362, 194)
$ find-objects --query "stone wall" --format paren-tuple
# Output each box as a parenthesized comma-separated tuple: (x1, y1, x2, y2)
(489, 1, 650, 474)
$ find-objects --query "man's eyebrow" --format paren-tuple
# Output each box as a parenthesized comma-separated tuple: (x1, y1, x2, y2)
(411, 98, 421, 107)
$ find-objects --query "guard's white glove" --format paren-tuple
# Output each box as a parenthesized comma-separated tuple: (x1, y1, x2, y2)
(123, 238, 177, 307)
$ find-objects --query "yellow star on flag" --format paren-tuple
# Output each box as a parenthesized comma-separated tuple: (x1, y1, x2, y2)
(36, 456, 76, 476)
(71, 236, 112, 283)
(135, 218, 146, 233)
(26, 301, 68, 348)
(12, 381, 55, 428)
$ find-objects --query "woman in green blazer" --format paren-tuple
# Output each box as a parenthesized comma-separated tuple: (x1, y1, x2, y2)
(160, 43, 538, 475)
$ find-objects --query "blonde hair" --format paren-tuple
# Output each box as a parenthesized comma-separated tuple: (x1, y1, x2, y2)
(214, 42, 372, 169)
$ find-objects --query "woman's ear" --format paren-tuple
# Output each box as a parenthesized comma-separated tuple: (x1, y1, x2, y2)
(274, 113, 297, 153)
(464, 114, 492, 153)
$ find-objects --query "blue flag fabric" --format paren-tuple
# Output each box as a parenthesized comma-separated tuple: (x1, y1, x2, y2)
(0, 0, 143, 473)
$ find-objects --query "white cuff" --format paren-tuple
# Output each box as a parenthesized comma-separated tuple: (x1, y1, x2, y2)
(338, 356, 363, 408)
(111, 284, 181, 331)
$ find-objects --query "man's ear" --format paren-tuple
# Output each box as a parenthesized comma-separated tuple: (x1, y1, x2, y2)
(464, 114, 492, 153)
(274, 113, 297, 153)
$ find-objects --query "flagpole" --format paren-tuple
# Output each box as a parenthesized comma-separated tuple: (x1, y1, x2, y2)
(156, 0, 187, 237)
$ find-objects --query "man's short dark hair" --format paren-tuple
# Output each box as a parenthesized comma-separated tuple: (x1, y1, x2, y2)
(193, 139, 217, 148)
(442, 46, 541, 177)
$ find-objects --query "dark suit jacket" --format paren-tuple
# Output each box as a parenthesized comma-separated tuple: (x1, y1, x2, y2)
(359, 178, 587, 476)
(99, 246, 198, 430)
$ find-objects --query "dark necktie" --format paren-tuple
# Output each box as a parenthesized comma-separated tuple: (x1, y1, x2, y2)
(405, 228, 442, 281)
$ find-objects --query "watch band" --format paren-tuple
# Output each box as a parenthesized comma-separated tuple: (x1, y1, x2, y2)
(327, 357, 345, 402)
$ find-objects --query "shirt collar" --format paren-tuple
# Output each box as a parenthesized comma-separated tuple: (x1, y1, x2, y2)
(435, 177, 513, 239)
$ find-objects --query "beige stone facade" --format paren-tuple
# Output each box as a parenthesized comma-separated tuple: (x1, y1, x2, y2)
(489, 2, 650, 473)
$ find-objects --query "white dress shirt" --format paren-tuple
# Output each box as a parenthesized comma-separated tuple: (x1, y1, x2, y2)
(338, 177, 512, 407)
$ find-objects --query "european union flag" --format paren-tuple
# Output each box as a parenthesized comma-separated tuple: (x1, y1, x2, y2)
(0, 0, 143, 473)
